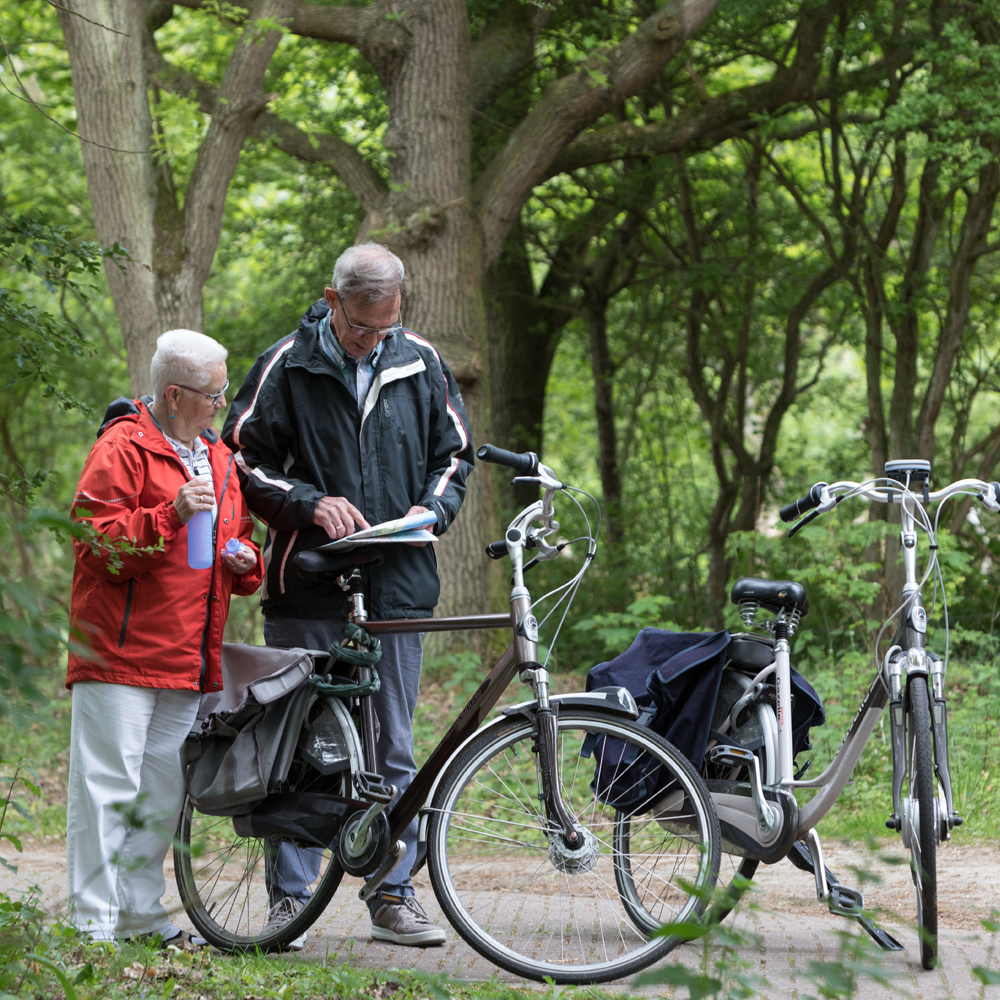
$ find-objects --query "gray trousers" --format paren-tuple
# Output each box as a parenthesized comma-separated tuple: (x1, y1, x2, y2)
(263, 616, 423, 910)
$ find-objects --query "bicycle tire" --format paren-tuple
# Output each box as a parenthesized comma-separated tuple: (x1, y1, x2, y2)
(426, 708, 721, 984)
(174, 695, 353, 951)
(906, 675, 938, 969)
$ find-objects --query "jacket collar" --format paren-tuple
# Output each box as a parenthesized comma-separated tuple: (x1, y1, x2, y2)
(98, 396, 219, 453)
(287, 298, 422, 376)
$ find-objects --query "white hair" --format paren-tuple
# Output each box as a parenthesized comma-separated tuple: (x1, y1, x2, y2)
(150, 329, 228, 400)
(331, 243, 408, 305)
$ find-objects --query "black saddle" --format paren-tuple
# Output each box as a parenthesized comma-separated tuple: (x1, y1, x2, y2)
(293, 548, 385, 582)
(731, 577, 809, 617)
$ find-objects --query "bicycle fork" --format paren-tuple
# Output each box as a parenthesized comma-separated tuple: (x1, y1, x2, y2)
(885, 496, 961, 839)
(885, 647, 961, 839)
(522, 666, 589, 852)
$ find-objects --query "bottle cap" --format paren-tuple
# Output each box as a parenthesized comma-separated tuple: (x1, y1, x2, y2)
(225, 539, 242, 556)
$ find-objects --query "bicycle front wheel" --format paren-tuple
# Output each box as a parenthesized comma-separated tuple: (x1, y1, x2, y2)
(906, 675, 938, 969)
(427, 708, 720, 984)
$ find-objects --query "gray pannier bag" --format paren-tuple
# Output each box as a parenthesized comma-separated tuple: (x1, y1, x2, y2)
(181, 643, 323, 817)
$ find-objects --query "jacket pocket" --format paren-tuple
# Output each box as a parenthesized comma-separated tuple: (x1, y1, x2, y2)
(118, 578, 136, 648)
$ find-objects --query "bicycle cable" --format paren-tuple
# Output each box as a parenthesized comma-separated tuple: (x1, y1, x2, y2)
(531, 487, 600, 666)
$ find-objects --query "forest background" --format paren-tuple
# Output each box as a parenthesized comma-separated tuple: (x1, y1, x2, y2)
(1, 0, 999, 847)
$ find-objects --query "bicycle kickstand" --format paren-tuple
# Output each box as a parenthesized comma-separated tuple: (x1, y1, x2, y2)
(787, 832, 904, 952)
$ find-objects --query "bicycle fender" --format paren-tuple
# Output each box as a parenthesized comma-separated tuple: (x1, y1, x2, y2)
(500, 688, 640, 719)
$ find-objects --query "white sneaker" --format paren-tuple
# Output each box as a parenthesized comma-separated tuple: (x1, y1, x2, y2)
(370, 895, 446, 947)
(264, 896, 307, 951)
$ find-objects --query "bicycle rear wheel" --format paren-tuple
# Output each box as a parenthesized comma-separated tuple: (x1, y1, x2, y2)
(174, 695, 354, 951)
(427, 708, 720, 984)
(905, 675, 937, 969)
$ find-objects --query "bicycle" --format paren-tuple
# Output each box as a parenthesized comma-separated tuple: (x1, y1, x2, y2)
(173, 445, 722, 984)
(697, 458, 987, 970)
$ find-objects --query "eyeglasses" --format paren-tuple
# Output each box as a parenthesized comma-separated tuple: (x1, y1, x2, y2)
(176, 380, 230, 404)
(338, 299, 403, 337)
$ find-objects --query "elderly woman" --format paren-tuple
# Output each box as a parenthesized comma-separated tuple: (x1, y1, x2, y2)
(66, 329, 262, 945)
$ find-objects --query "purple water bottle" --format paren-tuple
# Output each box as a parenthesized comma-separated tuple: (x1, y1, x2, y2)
(187, 509, 214, 569)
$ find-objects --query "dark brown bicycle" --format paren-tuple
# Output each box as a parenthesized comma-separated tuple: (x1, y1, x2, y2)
(173, 445, 721, 984)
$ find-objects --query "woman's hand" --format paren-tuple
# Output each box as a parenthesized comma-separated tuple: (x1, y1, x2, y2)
(222, 543, 257, 576)
(174, 476, 215, 524)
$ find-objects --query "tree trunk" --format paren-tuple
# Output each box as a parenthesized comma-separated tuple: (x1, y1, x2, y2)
(484, 233, 566, 517)
(369, 0, 492, 622)
(57, 1, 159, 394)
(585, 298, 624, 553)
(59, 0, 289, 394)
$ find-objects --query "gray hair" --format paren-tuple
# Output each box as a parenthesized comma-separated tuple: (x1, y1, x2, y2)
(331, 243, 408, 305)
(150, 329, 228, 399)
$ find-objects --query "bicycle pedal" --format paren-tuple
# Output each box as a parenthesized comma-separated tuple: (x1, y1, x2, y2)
(827, 883, 864, 916)
(707, 744, 756, 769)
(354, 770, 395, 803)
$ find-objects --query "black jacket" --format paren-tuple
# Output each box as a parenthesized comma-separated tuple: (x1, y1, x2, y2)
(222, 300, 474, 619)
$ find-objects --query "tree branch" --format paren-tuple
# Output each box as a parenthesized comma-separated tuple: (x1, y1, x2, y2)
(180, 0, 296, 295)
(146, 41, 388, 215)
(546, 6, 883, 179)
(169, 0, 372, 46)
(473, 0, 721, 270)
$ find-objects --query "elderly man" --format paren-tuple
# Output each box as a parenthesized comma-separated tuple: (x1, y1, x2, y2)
(223, 243, 473, 948)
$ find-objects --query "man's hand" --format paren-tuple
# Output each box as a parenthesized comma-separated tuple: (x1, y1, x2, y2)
(314, 496, 370, 540)
(405, 505, 433, 547)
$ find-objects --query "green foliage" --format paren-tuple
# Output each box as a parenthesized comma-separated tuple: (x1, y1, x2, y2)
(0, 755, 80, 1000)
(0, 213, 128, 483)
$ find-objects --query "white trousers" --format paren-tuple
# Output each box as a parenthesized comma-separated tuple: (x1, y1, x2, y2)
(66, 682, 200, 940)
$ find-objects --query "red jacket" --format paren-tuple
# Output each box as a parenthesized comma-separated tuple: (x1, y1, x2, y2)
(67, 400, 263, 693)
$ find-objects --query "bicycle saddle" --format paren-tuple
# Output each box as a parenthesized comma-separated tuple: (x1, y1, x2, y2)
(293, 548, 385, 581)
(730, 577, 809, 617)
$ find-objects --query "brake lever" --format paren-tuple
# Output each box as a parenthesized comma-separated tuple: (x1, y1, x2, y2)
(788, 507, 823, 538)
(521, 540, 570, 575)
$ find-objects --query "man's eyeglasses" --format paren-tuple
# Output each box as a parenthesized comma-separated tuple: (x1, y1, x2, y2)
(177, 380, 230, 404)
(338, 300, 403, 337)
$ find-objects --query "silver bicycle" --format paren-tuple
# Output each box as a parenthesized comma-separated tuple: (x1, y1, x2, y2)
(700, 459, 987, 969)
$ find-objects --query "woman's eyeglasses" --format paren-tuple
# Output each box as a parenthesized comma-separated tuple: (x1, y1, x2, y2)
(177, 380, 230, 404)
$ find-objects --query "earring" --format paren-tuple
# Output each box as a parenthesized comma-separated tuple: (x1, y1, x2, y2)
(170, 412, 175, 420)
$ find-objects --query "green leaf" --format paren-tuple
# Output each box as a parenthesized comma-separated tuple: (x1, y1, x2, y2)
(73, 964, 95, 986)
(973, 965, 1000, 986)
(1, 833, 23, 853)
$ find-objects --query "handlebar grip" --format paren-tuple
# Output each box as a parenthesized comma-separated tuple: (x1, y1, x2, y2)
(779, 482, 828, 523)
(485, 540, 508, 560)
(476, 443, 539, 476)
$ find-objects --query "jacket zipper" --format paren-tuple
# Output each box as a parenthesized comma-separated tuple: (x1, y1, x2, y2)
(118, 579, 135, 648)
(198, 455, 234, 692)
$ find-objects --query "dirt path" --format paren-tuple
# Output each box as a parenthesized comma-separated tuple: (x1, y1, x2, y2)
(4, 839, 999, 999)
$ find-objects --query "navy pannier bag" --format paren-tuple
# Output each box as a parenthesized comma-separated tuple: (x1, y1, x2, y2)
(586, 628, 824, 809)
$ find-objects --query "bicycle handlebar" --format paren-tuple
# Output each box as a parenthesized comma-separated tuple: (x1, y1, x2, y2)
(783, 476, 1000, 535)
(779, 483, 828, 523)
(477, 443, 539, 476)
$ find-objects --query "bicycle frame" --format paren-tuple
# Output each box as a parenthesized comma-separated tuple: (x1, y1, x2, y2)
(345, 467, 613, 881)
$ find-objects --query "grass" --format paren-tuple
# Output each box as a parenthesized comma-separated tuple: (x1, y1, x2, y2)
(0, 915, 623, 1000)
